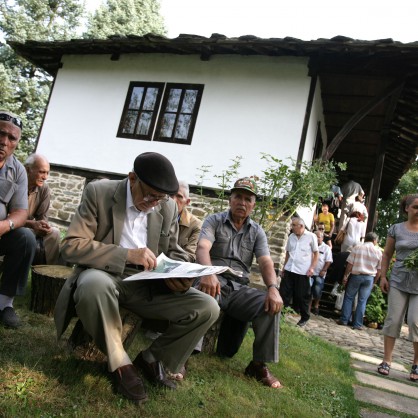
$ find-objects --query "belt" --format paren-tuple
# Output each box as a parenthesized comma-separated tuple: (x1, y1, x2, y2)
(125, 264, 144, 271)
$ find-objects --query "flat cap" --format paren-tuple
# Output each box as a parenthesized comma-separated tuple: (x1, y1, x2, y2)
(134, 152, 179, 195)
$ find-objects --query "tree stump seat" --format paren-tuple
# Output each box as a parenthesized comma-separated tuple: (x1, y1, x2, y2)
(68, 308, 143, 363)
(31, 265, 74, 316)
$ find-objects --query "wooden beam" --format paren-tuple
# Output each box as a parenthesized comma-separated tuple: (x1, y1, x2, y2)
(367, 87, 404, 232)
(323, 79, 405, 160)
(297, 75, 317, 169)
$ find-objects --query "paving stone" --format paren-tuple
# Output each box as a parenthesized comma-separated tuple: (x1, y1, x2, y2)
(352, 360, 412, 383)
(354, 385, 418, 416)
(355, 371, 418, 399)
(359, 409, 398, 418)
(350, 353, 407, 372)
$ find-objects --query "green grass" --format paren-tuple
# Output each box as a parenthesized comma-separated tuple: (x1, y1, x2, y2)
(0, 288, 359, 417)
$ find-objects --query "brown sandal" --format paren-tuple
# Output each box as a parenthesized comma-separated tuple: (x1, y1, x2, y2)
(244, 361, 283, 388)
(168, 364, 187, 381)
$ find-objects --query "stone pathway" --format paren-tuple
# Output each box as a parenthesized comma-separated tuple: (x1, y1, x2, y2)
(285, 314, 418, 417)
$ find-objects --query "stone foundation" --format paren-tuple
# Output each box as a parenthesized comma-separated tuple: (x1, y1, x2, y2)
(47, 170, 290, 284)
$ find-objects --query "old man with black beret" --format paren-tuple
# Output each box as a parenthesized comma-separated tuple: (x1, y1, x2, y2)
(55, 152, 219, 404)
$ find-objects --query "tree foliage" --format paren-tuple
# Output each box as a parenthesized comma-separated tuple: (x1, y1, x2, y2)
(85, 0, 166, 39)
(198, 153, 345, 232)
(375, 159, 418, 244)
(0, 0, 85, 161)
(0, 0, 166, 161)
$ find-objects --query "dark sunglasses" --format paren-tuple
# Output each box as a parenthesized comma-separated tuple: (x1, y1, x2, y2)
(0, 113, 23, 130)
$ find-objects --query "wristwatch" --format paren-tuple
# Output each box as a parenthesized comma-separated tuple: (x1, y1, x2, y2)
(268, 284, 280, 291)
(8, 219, 14, 231)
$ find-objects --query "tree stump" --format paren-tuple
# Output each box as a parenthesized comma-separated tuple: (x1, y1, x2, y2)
(31, 265, 74, 316)
(201, 311, 224, 354)
(68, 308, 143, 363)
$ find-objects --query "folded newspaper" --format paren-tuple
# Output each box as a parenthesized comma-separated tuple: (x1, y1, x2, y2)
(124, 253, 243, 281)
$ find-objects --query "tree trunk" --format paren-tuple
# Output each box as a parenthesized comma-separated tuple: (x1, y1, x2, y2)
(201, 311, 224, 354)
(31, 265, 74, 316)
(67, 308, 143, 363)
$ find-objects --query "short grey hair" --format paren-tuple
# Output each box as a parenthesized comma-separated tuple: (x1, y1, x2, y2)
(178, 180, 190, 199)
(24, 153, 48, 168)
(364, 232, 378, 243)
(291, 216, 305, 227)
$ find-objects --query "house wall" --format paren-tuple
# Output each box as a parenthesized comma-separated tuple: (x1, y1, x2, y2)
(37, 53, 312, 188)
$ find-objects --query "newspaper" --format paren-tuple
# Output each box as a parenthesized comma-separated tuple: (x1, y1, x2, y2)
(124, 253, 243, 281)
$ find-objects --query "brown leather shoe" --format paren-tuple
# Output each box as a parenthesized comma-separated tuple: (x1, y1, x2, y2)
(133, 352, 177, 390)
(244, 361, 283, 388)
(113, 364, 148, 403)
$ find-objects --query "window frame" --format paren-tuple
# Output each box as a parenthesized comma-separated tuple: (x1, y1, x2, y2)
(117, 81, 165, 141)
(117, 81, 204, 146)
(154, 83, 204, 145)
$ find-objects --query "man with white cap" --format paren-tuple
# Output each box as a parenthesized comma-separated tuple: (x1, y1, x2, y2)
(55, 152, 219, 404)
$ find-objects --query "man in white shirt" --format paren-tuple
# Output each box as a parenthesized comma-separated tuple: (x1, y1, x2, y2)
(311, 231, 333, 315)
(280, 217, 319, 326)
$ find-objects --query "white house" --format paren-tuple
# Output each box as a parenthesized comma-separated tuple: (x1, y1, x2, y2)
(10, 34, 418, 230)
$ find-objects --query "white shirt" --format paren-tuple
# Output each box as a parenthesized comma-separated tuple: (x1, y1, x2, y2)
(119, 181, 154, 249)
(284, 230, 319, 275)
(313, 242, 333, 276)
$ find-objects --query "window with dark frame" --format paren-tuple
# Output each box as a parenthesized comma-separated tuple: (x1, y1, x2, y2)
(117, 82, 204, 145)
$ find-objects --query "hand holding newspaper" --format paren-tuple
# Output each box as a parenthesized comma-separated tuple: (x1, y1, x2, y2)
(124, 253, 243, 281)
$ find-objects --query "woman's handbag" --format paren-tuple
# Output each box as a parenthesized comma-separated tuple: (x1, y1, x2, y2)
(334, 219, 348, 245)
(334, 228, 346, 245)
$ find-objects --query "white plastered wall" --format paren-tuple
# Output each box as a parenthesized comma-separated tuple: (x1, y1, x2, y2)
(38, 53, 313, 188)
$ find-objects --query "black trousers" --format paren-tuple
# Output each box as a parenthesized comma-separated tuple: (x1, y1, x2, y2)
(0, 227, 36, 297)
(281, 271, 311, 322)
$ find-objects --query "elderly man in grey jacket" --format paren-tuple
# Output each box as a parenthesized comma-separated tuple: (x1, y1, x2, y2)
(55, 152, 219, 404)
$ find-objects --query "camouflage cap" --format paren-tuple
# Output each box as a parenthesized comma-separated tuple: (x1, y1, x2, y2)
(231, 177, 257, 196)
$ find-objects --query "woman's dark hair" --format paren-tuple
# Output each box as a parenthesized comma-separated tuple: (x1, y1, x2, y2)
(400, 194, 418, 216)
(349, 211, 364, 221)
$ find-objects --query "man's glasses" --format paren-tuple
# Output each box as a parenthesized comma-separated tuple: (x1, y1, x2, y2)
(318, 228, 325, 231)
(138, 180, 169, 204)
(0, 113, 23, 130)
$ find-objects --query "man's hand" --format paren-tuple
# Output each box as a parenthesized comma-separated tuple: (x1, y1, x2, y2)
(197, 274, 220, 298)
(264, 288, 283, 315)
(32, 220, 52, 237)
(126, 247, 157, 270)
(380, 276, 390, 293)
(165, 278, 194, 292)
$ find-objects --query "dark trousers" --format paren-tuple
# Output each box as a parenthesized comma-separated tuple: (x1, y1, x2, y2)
(194, 276, 280, 363)
(0, 227, 36, 297)
(281, 271, 311, 322)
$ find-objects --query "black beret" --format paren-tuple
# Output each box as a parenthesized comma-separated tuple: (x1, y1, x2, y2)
(133, 152, 179, 195)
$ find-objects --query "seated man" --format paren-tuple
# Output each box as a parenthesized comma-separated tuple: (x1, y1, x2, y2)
(0, 110, 36, 328)
(24, 154, 61, 265)
(55, 152, 220, 404)
(172, 180, 202, 262)
(195, 177, 283, 388)
(143, 181, 203, 343)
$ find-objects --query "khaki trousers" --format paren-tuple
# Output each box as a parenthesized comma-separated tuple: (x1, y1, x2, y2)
(74, 268, 220, 372)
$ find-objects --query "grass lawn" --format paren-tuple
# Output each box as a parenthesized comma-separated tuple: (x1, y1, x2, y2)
(0, 289, 359, 417)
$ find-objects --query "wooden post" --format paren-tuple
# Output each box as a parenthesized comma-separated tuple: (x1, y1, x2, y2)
(31, 265, 74, 316)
